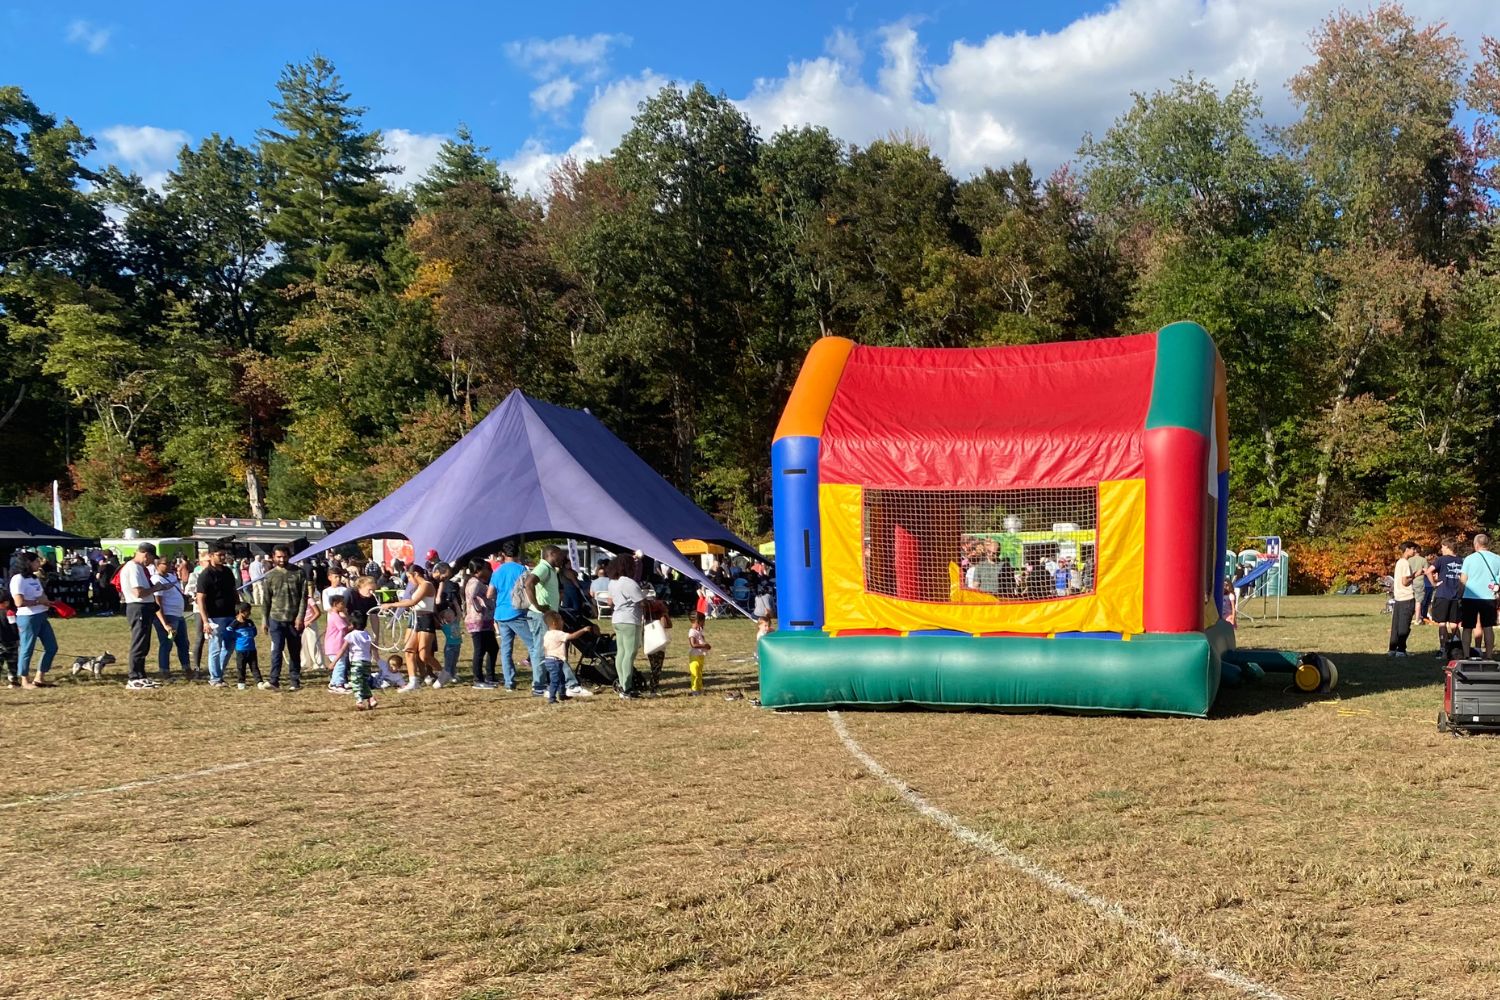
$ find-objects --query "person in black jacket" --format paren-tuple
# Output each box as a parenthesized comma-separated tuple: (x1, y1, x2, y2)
(194, 546, 242, 688)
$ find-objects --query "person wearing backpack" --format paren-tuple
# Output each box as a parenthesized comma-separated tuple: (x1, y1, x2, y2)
(1459, 533, 1500, 659)
(485, 542, 530, 690)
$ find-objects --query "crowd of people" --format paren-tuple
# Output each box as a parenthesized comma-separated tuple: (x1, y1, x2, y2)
(1386, 532, 1500, 661)
(2, 539, 770, 706)
(955, 535, 1093, 600)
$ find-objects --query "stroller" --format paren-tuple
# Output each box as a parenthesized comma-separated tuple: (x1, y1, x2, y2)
(563, 608, 618, 687)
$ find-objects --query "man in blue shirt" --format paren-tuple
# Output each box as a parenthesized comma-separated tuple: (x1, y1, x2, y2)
(1459, 533, 1500, 659)
(485, 541, 528, 690)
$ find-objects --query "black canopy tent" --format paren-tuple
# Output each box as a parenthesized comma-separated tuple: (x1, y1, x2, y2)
(0, 505, 98, 561)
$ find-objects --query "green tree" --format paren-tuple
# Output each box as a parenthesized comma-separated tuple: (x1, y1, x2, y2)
(566, 83, 767, 493)
(165, 134, 271, 347)
(412, 124, 507, 213)
(406, 180, 579, 418)
(1284, 5, 1475, 532)
(258, 55, 399, 283)
(0, 86, 113, 489)
(1081, 77, 1315, 528)
(816, 138, 968, 346)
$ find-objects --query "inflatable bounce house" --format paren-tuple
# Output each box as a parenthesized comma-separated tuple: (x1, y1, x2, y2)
(758, 321, 1237, 716)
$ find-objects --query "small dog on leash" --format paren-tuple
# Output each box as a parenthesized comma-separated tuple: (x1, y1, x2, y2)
(70, 652, 117, 679)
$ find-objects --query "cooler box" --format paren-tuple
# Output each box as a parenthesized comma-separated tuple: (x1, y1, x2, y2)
(1441, 660, 1500, 733)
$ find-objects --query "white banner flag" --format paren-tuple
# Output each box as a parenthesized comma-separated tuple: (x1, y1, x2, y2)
(51, 480, 63, 530)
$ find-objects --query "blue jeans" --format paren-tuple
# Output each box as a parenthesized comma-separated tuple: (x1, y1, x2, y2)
(527, 610, 547, 691)
(441, 622, 462, 677)
(267, 618, 301, 687)
(496, 617, 531, 688)
(17, 614, 57, 678)
(329, 653, 349, 688)
(544, 656, 566, 700)
(154, 614, 189, 674)
(207, 616, 234, 683)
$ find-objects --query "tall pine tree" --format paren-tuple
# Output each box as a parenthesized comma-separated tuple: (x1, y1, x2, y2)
(412, 123, 508, 213)
(258, 55, 397, 283)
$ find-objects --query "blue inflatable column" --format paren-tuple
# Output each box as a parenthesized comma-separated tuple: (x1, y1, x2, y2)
(772, 435, 824, 631)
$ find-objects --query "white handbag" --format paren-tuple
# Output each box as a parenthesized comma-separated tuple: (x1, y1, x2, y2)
(643, 620, 670, 655)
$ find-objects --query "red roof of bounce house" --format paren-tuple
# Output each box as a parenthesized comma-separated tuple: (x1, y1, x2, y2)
(819, 334, 1158, 490)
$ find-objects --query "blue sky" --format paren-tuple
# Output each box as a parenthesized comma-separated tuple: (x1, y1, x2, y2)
(6, 1, 1500, 194)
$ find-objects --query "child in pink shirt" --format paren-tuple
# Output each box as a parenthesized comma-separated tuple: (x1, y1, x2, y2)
(323, 594, 350, 692)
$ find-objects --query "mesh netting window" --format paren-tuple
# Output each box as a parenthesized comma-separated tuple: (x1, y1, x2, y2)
(862, 487, 1099, 604)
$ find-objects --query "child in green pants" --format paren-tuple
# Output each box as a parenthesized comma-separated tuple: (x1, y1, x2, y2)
(341, 610, 379, 710)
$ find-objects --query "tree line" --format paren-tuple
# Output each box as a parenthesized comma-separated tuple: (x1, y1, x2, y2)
(3, 4, 1499, 590)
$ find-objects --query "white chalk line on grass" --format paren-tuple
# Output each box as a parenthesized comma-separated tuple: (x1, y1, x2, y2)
(828, 711, 1293, 1000)
(1, 709, 545, 812)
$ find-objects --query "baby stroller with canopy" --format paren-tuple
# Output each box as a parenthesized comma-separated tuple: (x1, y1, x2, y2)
(563, 607, 617, 687)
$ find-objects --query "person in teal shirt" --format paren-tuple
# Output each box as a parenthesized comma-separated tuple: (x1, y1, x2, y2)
(1459, 533, 1500, 658)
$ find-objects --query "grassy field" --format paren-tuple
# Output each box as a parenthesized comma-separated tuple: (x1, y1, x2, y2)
(2, 595, 1498, 999)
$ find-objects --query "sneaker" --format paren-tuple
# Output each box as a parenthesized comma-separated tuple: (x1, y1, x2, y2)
(547, 696, 558, 704)
(398, 681, 419, 692)
(327, 684, 346, 693)
(432, 678, 445, 689)
(473, 681, 496, 690)
(125, 677, 155, 690)
(257, 681, 275, 690)
(208, 679, 226, 688)
(288, 683, 302, 692)
(237, 682, 247, 690)
(619, 690, 640, 700)
(531, 689, 545, 697)
(440, 672, 456, 685)
(566, 685, 594, 698)
(504, 684, 516, 691)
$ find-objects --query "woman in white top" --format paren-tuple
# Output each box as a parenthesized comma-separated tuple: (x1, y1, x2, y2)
(150, 557, 191, 678)
(379, 563, 440, 691)
(9, 551, 57, 688)
(606, 554, 646, 699)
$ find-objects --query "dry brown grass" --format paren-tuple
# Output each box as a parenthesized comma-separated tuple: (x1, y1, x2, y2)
(1, 597, 1496, 999)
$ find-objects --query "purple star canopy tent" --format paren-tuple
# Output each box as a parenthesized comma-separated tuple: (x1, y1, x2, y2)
(293, 391, 757, 606)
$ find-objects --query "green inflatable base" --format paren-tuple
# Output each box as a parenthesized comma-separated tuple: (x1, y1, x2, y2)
(758, 622, 1234, 717)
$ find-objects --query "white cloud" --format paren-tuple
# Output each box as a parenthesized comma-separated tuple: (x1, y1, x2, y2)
(824, 28, 863, 70)
(530, 76, 579, 114)
(383, 128, 449, 187)
(738, 0, 1500, 175)
(99, 125, 191, 190)
(499, 138, 564, 199)
(65, 18, 111, 55)
(502, 72, 673, 196)
(501, 0, 1500, 198)
(505, 32, 631, 82)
